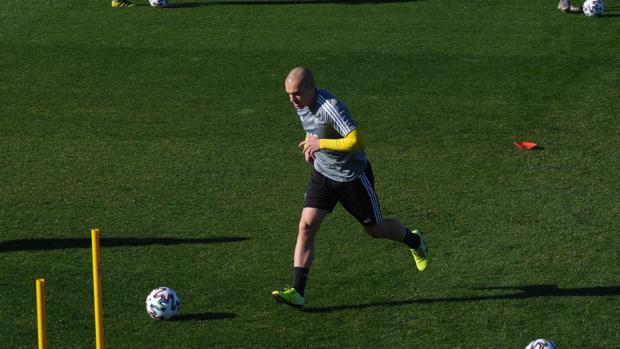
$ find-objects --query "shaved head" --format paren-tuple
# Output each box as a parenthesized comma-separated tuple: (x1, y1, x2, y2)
(285, 67, 317, 109)
(286, 67, 315, 90)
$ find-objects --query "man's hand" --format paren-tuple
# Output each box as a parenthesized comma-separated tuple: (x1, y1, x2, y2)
(303, 149, 315, 165)
(299, 135, 320, 156)
(299, 135, 320, 165)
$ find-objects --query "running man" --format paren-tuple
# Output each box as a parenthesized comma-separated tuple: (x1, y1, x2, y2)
(272, 67, 429, 308)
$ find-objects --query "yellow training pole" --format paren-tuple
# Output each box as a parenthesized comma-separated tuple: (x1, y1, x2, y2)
(91, 228, 105, 349)
(36, 278, 47, 349)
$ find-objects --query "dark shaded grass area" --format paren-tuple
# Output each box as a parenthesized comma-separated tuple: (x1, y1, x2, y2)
(1, 0, 619, 347)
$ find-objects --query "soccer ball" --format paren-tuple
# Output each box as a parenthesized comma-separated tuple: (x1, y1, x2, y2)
(149, 0, 168, 8)
(146, 287, 180, 320)
(583, 0, 604, 16)
(525, 339, 558, 349)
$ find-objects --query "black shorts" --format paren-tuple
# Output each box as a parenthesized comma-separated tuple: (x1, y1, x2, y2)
(303, 163, 384, 226)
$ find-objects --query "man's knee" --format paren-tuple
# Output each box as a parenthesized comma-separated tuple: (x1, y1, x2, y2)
(298, 220, 319, 237)
(297, 207, 328, 239)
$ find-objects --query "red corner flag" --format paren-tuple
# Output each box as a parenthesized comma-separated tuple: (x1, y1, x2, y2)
(513, 141, 538, 150)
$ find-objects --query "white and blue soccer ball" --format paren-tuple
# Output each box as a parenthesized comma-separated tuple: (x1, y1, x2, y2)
(149, 0, 169, 8)
(146, 287, 180, 320)
(583, 0, 604, 16)
(525, 339, 558, 349)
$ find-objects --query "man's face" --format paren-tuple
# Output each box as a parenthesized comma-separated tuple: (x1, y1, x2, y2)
(285, 78, 315, 109)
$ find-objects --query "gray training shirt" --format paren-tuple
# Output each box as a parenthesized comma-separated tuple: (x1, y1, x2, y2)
(296, 89, 368, 182)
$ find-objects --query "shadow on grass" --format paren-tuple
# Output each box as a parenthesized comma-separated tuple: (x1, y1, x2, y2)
(597, 5, 620, 16)
(173, 312, 236, 321)
(0, 237, 249, 253)
(166, 0, 417, 8)
(303, 284, 620, 313)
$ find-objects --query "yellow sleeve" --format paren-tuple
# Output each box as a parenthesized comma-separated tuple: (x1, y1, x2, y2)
(319, 129, 365, 152)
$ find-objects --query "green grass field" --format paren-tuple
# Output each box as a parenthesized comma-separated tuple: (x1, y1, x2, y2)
(1, 0, 619, 347)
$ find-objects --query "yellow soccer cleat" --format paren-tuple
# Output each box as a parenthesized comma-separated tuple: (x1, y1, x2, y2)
(410, 230, 429, 272)
(111, 0, 134, 8)
(272, 288, 305, 308)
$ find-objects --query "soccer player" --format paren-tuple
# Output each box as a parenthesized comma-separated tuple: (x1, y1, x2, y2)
(271, 67, 429, 308)
(558, 0, 582, 13)
(111, 0, 133, 7)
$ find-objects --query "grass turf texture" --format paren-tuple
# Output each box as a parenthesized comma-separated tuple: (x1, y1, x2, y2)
(1, 0, 619, 347)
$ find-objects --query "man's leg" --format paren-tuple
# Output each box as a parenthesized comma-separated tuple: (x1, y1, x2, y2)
(364, 220, 428, 271)
(335, 163, 429, 271)
(363, 218, 407, 241)
(272, 207, 329, 308)
(363, 218, 429, 267)
(294, 207, 329, 269)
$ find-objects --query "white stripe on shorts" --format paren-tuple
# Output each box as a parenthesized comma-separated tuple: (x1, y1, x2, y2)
(360, 173, 383, 224)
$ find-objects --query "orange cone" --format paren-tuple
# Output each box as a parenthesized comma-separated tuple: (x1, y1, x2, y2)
(513, 141, 538, 150)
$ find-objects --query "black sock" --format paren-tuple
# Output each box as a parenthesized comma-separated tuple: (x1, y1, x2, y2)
(402, 229, 420, 249)
(293, 267, 310, 296)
